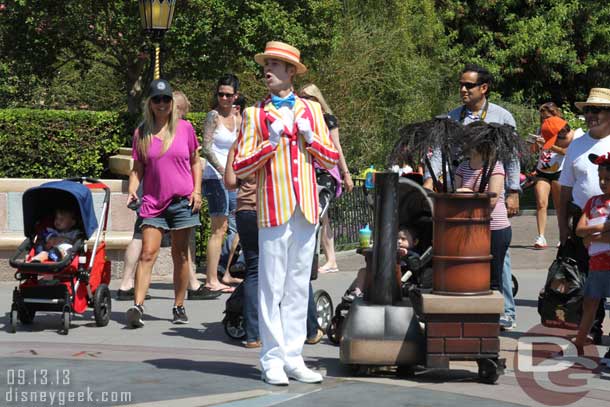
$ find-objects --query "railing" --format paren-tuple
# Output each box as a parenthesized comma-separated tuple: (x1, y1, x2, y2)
(195, 178, 373, 266)
(327, 178, 373, 250)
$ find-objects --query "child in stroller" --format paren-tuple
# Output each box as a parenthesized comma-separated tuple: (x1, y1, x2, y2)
(31, 207, 83, 263)
(8, 178, 112, 335)
(327, 177, 433, 344)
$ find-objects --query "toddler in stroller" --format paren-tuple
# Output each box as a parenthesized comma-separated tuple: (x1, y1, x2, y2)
(31, 208, 82, 263)
(8, 178, 112, 334)
(327, 177, 433, 344)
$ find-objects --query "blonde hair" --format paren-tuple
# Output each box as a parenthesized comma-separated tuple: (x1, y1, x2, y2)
(173, 90, 191, 117)
(298, 83, 333, 115)
(136, 95, 179, 162)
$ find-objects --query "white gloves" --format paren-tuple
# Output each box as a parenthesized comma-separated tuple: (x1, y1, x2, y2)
(269, 119, 284, 147)
(296, 118, 315, 144)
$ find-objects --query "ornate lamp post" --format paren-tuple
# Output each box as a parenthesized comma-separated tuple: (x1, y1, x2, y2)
(138, 0, 176, 80)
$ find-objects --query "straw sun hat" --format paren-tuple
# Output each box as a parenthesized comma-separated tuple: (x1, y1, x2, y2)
(575, 88, 610, 111)
(254, 41, 307, 75)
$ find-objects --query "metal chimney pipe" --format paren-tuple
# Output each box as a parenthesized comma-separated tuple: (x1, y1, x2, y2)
(364, 172, 401, 305)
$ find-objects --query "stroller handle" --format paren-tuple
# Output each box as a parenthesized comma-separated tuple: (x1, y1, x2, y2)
(9, 238, 85, 273)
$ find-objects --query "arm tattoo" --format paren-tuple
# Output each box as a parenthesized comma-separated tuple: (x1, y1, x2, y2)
(201, 110, 224, 172)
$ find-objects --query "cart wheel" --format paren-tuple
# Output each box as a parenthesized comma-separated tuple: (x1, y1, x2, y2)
(17, 305, 35, 325)
(223, 314, 246, 340)
(351, 364, 370, 376)
(327, 315, 343, 345)
(93, 284, 111, 327)
(477, 358, 499, 384)
(61, 312, 71, 335)
(313, 289, 333, 333)
(9, 309, 17, 333)
(396, 365, 416, 378)
(512, 275, 519, 297)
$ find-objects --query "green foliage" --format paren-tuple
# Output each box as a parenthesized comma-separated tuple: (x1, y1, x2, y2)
(437, 0, 610, 107)
(0, 0, 342, 113)
(0, 109, 129, 178)
(305, 0, 450, 172)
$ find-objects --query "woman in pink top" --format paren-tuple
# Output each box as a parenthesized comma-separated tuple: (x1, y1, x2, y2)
(125, 79, 202, 328)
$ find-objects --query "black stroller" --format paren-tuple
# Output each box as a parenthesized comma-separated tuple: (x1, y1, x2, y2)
(222, 171, 335, 341)
(327, 177, 434, 344)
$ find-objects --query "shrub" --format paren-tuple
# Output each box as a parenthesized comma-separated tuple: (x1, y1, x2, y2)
(0, 109, 130, 178)
(0, 109, 209, 178)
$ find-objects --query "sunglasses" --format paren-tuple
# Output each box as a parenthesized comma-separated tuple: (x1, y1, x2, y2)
(217, 92, 235, 98)
(583, 106, 610, 114)
(151, 95, 172, 104)
(459, 81, 482, 90)
(557, 125, 571, 139)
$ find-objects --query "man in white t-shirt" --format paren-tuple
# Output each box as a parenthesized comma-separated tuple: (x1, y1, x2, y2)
(558, 87, 610, 348)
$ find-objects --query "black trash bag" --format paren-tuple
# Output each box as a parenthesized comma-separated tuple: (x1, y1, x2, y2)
(537, 245, 585, 329)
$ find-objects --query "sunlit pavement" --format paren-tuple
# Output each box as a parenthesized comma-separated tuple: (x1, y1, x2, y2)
(1, 215, 609, 406)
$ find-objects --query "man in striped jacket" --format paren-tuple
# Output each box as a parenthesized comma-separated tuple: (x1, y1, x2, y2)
(233, 41, 339, 386)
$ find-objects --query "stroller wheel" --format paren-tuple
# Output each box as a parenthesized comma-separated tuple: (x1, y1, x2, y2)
(327, 315, 343, 345)
(61, 311, 71, 335)
(17, 305, 35, 325)
(223, 314, 246, 340)
(93, 284, 112, 327)
(512, 275, 519, 297)
(9, 308, 17, 333)
(313, 289, 333, 333)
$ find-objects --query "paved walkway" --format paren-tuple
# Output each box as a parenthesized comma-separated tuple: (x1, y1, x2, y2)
(0, 215, 609, 406)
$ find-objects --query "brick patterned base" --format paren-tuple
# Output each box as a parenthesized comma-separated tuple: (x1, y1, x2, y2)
(424, 314, 500, 368)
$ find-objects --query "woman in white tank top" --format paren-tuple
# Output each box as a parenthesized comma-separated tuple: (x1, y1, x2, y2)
(201, 74, 243, 293)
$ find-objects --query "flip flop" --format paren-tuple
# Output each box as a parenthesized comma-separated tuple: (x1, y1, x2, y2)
(207, 285, 235, 294)
(319, 265, 339, 274)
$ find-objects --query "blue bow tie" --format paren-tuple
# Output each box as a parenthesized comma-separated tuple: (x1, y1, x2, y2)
(271, 93, 295, 110)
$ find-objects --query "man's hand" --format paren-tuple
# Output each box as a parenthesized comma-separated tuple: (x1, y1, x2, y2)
(506, 191, 520, 217)
(269, 119, 284, 146)
(296, 118, 314, 144)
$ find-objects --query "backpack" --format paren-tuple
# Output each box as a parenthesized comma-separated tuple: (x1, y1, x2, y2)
(537, 246, 585, 329)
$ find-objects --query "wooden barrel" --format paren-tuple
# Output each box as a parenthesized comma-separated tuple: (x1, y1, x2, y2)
(431, 192, 495, 295)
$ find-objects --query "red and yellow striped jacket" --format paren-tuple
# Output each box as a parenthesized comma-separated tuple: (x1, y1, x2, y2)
(233, 96, 339, 228)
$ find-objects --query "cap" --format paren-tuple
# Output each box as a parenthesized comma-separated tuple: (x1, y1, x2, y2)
(588, 153, 610, 166)
(540, 116, 568, 150)
(149, 79, 173, 98)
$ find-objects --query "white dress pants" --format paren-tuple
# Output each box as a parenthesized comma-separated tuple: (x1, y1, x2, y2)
(258, 206, 316, 372)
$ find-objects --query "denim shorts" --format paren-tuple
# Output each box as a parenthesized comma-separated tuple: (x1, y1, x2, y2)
(133, 215, 171, 247)
(141, 197, 201, 231)
(203, 178, 237, 218)
(584, 271, 610, 299)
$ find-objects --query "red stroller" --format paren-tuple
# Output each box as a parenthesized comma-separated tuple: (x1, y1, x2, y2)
(8, 178, 111, 334)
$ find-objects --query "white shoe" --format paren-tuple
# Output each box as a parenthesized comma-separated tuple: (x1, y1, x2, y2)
(261, 369, 289, 386)
(533, 235, 547, 249)
(285, 366, 323, 383)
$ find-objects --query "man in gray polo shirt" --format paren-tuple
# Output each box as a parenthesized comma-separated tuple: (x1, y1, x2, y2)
(423, 63, 520, 330)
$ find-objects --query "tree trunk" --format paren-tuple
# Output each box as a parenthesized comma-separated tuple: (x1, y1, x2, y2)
(126, 59, 146, 115)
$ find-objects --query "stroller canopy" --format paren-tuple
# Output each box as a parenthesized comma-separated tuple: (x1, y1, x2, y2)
(398, 177, 433, 251)
(22, 180, 98, 239)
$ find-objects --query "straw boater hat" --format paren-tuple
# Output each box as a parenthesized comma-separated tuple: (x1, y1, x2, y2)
(254, 41, 307, 75)
(575, 88, 610, 110)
